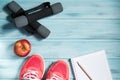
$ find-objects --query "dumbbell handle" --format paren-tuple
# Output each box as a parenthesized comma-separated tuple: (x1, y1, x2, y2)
(27, 2, 63, 23)
(26, 2, 50, 14)
(28, 7, 53, 22)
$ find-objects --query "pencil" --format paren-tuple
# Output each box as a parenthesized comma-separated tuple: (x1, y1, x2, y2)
(77, 61, 93, 80)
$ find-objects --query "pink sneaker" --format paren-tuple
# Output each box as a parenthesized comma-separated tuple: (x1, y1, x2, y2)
(46, 60, 69, 80)
(19, 54, 44, 80)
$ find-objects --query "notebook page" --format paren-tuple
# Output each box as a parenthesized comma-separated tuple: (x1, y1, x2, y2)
(71, 50, 112, 80)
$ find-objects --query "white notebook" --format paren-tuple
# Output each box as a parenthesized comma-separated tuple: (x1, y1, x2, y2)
(70, 50, 112, 80)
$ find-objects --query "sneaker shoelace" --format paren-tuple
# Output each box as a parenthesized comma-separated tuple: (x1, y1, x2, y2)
(22, 70, 40, 80)
(46, 73, 63, 80)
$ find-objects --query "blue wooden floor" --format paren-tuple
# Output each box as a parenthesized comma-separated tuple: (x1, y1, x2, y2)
(0, 0, 120, 80)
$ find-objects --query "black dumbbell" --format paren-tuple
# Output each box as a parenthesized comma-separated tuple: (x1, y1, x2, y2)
(8, 1, 51, 18)
(14, 2, 63, 28)
(7, 1, 52, 38)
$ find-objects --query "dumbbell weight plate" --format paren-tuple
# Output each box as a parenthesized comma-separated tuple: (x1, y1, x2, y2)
(36, 24, 50, 38)
(51, 2, 63, 14)
(7, 1, 21, 13)
(14, 15, 28, 28)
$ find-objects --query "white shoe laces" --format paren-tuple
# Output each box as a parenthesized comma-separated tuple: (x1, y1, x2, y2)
(46, 73, 63, 80)
(22, 70, 40, 80)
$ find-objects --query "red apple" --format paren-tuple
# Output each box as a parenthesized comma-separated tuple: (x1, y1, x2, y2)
(14, 39, 31, 57)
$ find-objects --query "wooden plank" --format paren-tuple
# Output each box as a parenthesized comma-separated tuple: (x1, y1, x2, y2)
(0, 0, 120, 19)
(0, 39, 120, 58)
(0, 20, 120, 39)
(40, 19, 120, 39)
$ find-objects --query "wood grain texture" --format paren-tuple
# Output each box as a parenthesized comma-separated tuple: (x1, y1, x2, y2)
(0, 0, 120, 80)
